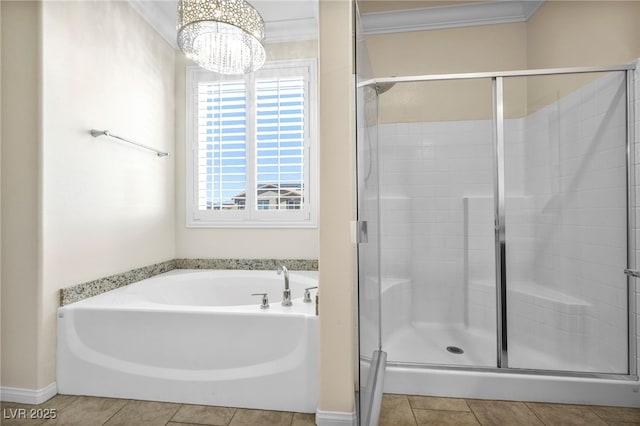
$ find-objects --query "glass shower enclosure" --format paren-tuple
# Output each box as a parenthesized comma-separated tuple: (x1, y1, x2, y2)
(355, 41, 386, 426)
(356, 64, 638, 424)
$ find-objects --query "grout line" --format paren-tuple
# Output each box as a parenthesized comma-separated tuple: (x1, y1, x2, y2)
(167, 403, 184, 423)
(524, 402, 548, 426)
(411, 408, 477, 414)
(464, 400, 484, 425)
(401, 395, 418, 426)
(226, 407, 238, 426)
(165, 402, 182, 425)
(100, 398, 130, 425)
(587, 405, 610, 424)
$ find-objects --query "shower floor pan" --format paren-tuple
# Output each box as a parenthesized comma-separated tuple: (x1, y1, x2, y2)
(384, 322, 592, 372)
(380, 322, 638, 407)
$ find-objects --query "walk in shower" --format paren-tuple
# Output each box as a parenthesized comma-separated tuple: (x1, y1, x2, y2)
(356, 58, 640, 424)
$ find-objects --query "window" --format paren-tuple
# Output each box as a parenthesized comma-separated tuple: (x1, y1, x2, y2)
(186, 59, 317, 227)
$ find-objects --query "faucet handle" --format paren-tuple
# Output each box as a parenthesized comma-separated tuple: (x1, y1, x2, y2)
(251, 293, 270, 309)
(303, 286, 318, 303)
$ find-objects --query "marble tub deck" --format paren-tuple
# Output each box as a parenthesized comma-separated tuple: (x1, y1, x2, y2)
(59, 258, 319, 306)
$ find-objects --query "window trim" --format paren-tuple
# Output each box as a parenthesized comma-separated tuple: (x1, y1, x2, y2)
(186, 59, 318, 228)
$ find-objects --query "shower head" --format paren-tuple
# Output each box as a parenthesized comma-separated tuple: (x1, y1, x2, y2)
(375, 82, 395, 95)
(361, 80, 396, 98)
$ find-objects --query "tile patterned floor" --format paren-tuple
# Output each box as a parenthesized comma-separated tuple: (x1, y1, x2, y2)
(0, 396, 314, 426)
(2, 393, 639, 425)
(379, 394, 640, 426)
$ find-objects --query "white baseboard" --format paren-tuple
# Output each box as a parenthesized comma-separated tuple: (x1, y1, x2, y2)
(0, 382, 57, 404)
(316, 409, 357, 426)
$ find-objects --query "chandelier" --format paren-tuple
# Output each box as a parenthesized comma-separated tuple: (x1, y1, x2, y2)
(177, 0, 266, 74)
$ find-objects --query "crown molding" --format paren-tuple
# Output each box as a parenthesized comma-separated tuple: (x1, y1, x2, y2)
(265, 18, 318, 43)
(361, 1, 545, 35)
(128, 0, 178, 48)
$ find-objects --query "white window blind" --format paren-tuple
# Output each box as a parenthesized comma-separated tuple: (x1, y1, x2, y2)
(187, 59, 317, 228)
(255, 77, 305, 211)
(197, 81, 247, 210)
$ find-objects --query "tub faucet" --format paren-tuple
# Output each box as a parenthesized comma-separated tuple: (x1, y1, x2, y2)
(277, 265, 292, 306)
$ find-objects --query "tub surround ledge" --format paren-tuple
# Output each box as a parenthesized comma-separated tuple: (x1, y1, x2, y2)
(59, 258, 319, 306)
(59, 260, 177, 306)
(174, 258, 318, 271)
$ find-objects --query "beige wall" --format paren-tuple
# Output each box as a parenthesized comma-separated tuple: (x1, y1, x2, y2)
(366, 22, 528, 122)
(526, 0, 640, 112)
(528, 1, 640, 70)
(0, 0, 41, 390)
(39, 0, 176, 387)
(1, 0, 176, 390)
(366, 1, 640, 123)
(174, 40, 319, 259)
(317, 0, 357, 414)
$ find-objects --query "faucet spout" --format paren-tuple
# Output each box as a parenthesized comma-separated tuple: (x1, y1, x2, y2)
(277, 265, 292, 306)
(277, 265, 290, 290)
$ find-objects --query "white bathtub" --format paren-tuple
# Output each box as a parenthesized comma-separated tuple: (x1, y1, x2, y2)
(57, 269, 318, 412)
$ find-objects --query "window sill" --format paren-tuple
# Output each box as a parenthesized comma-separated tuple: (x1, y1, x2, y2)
(186, 219, 318, 229)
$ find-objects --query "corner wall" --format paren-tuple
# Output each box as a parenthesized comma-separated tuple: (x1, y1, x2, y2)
(1, 0, 177, 393)
(38, 0, 176, 388)
(317, 0, 357, 418)
(0, 0, 41, 391)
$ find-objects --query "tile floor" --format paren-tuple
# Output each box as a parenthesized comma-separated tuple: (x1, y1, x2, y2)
(0, 395, 314, 426)
(379, 394, 640, 426)
(2, 393, 639, 425)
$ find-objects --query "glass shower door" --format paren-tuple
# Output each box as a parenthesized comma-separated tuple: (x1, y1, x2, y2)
(503, 72, 630, 373)
(356, 78, 385, 426)
(377, 78, 498, 368)
(357, 81, 382, 363)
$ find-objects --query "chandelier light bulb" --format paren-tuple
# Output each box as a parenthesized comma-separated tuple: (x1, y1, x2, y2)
(177, 0, 266, 75)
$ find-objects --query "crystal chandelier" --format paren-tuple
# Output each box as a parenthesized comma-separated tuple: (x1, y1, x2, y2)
(177, 0, 266, 74)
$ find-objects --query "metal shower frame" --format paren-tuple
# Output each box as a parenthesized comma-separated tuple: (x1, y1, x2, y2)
(358, 63, 638, 380)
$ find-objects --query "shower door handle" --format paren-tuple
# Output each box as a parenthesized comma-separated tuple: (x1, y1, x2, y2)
(624, 269, 640, 278)
(355, 220, 368, 244)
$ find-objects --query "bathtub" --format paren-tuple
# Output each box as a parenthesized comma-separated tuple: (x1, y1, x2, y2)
(57, 269, 318, 413)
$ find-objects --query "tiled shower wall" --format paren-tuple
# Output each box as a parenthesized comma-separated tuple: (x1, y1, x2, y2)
(378, 119, 523, 325)
(379, 67, 638, 374)
(509, 71, 628, 372)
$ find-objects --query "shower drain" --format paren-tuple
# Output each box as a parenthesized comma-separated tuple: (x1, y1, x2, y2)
(446, 346, 464, 354)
